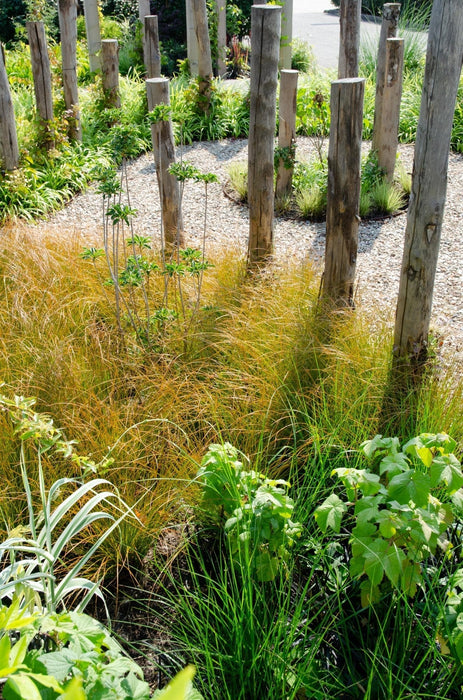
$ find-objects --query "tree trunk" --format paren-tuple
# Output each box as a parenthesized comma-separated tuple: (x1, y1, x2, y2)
(0, 45, 19, 170)
(216, 0, 227, 77)
(376, 37, 404, 180)
(26, 21, 55, 150)
(58, 0, 81, 141)
(338, 0, 361, 78)
(275, 69, 298, 197)
(322, 78, 365, 306)
(247, 4, 281, 265)
(393, 0, 463, 361)
(146, 77, 185, 249)
(144, 15, 161, 78)
(280, 0, 293, 70)
(186, 0, 199, 77)
(83, 0, 101, 73)
(372, 3, 401, 153)
(101, 39, 120, 108)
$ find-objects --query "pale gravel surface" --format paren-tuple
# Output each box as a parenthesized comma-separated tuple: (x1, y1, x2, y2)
(23, 136, 463, 366)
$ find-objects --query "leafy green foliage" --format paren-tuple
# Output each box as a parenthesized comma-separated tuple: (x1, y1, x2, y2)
(315, 432, 463, 607)
(197, 443, 302, 581)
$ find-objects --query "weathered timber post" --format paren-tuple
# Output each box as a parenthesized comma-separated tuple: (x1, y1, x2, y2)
(186, 0, 199, 77)
(144, 15, 161, 78)
(376, 37, 404, 180)
(83, 0, 101, 73)
(248, 4, 281, 265)
(138, 0, 151, 22)
(58, 0, 81, 141)
(101, 40, 120, 108)
(275, 69, 298, 197)
(393, 0, 463, 362)
(146, 78, 185, 249)
(216, 0, 227, 77)
(191, 0, 213, 105)
(0, 45, 19, 170)
(372, 3, 401, 153)
(26, 21, 55, 150)
(338, 0, 361, 78)
(280, 0, 293, 70)
(322, 78, 365, 306)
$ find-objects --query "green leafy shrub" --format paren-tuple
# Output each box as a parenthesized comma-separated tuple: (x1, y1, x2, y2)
(196, 443, 302, 581)
(315, 432, 463, 607)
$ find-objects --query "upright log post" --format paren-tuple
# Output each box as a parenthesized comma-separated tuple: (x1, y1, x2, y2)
(376, 37, 404, 180)
(275, 69, 298, 197)
(280, 0, 293, 70)
(322, 78, 365, 306)
(146, 77, 184, 249)
(144, 15, 161, 78)
(58, 0, 81, 141)
(186, 0, 199, 77)
(372, 3, 401, 153)
(83, 0, 101, 73)
(0, 45, 19, 170)
(338, 0, 361, 78)
(191, 0, 213, 104)
(393, 0, 463, 362)
(26, 21, 55, 150)
(248, 4, 281, 265)
(216, 0, 227, 77)
(138, 0, 151, 22)
(101, 39, 120, 108)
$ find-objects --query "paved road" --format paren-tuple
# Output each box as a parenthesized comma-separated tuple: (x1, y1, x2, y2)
(293, 0, 383, 71)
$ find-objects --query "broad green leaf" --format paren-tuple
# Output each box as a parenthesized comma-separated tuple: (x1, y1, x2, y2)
(387, 471, 430, 507)
(37, 649, 75, 682)
(430, 454, 463, 494)
(62, 676, 86, 700)
(4, 673, 43, 700)
(363, 538, 388, 587)
(360, 580, 381, 607)
(382, 545, 406, 587)
(155, 665, 196, 699)
(314, 494, 347, 533)
(354, 495, 383, 524)
(121, 671, 151, 699)
(379, 452, 409, 477)
(361, 435, 401, 459)
(255, 552, 280, 582)
(0, 633, 11, 668)
(401, 560, 421, 597)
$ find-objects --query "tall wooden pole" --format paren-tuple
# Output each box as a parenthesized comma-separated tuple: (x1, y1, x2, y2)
(393, 0, 463, 361)
(338, 0, 361, 78)
(322, 78, 365, 306)
(58, 0, 81, 141)
(83, 0, 101, 73)
(280, 0, 293, 70)
(138, 0, 151, 22)
(144, 15, 161, 78)
(376, 37, 404, 180)
(146, 78, 185, 249)
(275, 69, 298, 197)
(26, 21, 55, 150)
(372, 3, 401, 153)
(0, 45, 19, 170)
(186, 0, 199, 77)
(191, 0, 213, 103)
(101, 39, 120, 108)
(216, 0, 227, 77)
(248, 4, 281, 265)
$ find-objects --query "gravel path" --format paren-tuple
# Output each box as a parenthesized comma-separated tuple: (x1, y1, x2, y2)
(23, 137, 463, 366)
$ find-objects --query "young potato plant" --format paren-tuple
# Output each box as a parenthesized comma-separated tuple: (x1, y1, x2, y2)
(315, 433, 463, 607)
(196, 443, 302, 582)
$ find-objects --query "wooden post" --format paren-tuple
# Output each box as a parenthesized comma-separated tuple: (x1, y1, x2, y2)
(83, 0, 101, 73)
(144, 15, 161, 78)
(146, 78, 185, 249)
(280, 0, 293, 70)
(275, 69, 298, 197)
(322, 78, 365, 306)
(26, 21, 55, 150)
(101, 39, 121, 108)
(191, 0, 213, 103)
(376, 37, 404, 180)
(338, 0, 361, 78)
(372, 3, 401, 152)
(0, 45, 19, 170)
(138, 0, 151, 22)
(186, 0, 199, 77)
(58, 0, 81, 141)
(393, 0, 463, 361)
(248, 4, 281, 265)
(216, 0, 227, 77)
